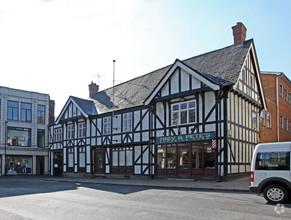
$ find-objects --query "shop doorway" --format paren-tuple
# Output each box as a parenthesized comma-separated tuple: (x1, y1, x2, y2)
(157, 142, 216, 177)
(178, 147, 191, 176)
(94, 148, 105, 174)
(53, 152, 63, 176)
(36, 156, 44, 175)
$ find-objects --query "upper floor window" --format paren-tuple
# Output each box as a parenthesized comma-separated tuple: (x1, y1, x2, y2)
(289, 93, 291, 104)
(103, 117, 111, 135)
(280, 84, 283, 98)
(7, 101, 18, 121)
(260, 110, 265, 126)
(78, 122, 86, 138)
(251, 111, 257, 130)
(37, 105, 45, 123)
(280, 115, 284, 129)
(67, 124, 74, 139)
(285, 89, 288, 101)
(123, 113, 132, 132)
(21, 103, 32, 122)
(242, 68, 246, 82)
(267, 112, 271, 128)
(285, 118, 288, 131)
(290, 121, 291, 132)
(54, 128, 62, 142)
(172, 100, 196, 125)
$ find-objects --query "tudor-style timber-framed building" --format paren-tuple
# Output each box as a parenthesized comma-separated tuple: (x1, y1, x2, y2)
(49, 22, 266, 180)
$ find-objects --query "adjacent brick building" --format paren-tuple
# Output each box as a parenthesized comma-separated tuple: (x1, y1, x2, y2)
(260, 72, 291, 142)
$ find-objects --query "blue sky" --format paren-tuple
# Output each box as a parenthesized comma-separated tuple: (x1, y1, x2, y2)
(0, 0, 290, 115)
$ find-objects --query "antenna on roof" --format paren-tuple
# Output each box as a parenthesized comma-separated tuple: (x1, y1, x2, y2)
(112, 60, 116, 117)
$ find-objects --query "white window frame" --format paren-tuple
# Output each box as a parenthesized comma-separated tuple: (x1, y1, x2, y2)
(285, 118, 288, 131)
(67, 124, 74, 139)
(54, 128, 62, 142)
(78, 122, 86, 138)
(280, 84, 283, 98)
(251, 111, 257, 130)
(260, 110, 265, 126)
(280, 115, 284, 129)
(171, 100, 196, 125)
(123, 112, 132, 132)
(103, 117, 111, 135)
(267, 112, 271, 128)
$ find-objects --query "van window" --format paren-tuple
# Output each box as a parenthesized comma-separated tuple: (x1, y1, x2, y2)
(255, 152, 290, 170)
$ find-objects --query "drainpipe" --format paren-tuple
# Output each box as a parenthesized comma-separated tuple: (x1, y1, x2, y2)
(275, 73, 283, 142)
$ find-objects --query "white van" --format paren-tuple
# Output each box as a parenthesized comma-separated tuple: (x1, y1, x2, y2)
(249, 142, 291, 203)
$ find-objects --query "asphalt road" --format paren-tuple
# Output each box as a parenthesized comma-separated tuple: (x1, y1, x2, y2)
(0, 178, 290, 220)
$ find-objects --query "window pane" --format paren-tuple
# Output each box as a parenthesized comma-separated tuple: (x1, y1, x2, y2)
(79, 152, 85, 167)
(192, 146, 202, 169)
(204, 146, 215, 169)
(172, 104, 179, 111)
(189, 109, 195, 123)
(167, 147, 176, 169)
(126, 150, 133, 166)
(180, 110, 187, 124)
(68, 153, 73, 167)
(112, 151, 118, 166)
(256, 152, 290, 170)
(157, 147, 166, 169)
(179, 148, 189, 169)
(189, 101, 195, 108)
(180, 103, 187, 110)
(119, 151, 125, 166)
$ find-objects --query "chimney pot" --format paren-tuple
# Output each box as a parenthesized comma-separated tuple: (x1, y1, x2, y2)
(232, 22, 247, 46)
(89, 82, 99, 98)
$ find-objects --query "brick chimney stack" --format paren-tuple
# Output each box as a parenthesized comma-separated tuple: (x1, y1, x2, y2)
(232, 22, 247, 47)
(89, 81, 99, 97)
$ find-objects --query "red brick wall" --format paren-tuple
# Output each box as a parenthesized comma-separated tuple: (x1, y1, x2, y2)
(260, 74, 291, 143)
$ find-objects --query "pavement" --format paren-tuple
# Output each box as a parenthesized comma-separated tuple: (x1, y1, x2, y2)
(27, 175, 251, 192)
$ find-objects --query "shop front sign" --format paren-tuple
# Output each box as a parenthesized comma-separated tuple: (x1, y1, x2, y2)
(156, 132, 215, 144)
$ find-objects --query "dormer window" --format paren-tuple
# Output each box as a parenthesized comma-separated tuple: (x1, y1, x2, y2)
(171, 100, 196, 125)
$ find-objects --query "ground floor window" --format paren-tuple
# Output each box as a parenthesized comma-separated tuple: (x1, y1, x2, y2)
(157, 141, 215, 177)
(112, 146, 133, 174)
(79, 146, 86, 170)
(5, 156, 32, 175)
(67, 148, 74, 168)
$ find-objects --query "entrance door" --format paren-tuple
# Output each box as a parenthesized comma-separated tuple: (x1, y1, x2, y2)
(53, 152, 63, 176)
(178, 147, 191, 176)
(94, 149, 104, 174)
(36, 156, 44, 175)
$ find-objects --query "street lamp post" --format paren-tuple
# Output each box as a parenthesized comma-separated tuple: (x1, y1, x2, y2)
(4, 121, 8, 176)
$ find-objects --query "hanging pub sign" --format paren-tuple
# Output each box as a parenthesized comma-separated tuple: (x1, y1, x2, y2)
(156, 132, 215, 144)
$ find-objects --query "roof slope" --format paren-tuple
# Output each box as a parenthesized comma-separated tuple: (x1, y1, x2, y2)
(71, 96, 97, 115)
(90, 39, 252, 114)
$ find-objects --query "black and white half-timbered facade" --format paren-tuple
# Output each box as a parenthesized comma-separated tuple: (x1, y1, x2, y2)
(49, 22, 266, 180)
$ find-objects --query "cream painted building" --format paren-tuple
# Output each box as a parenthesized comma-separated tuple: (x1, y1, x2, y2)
(0, 86, 54, 175)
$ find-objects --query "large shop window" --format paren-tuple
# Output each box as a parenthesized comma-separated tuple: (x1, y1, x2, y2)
(171, 100, 196, 125)
(112, 147, 133, 167)
(7, 127, 31, 147)
(5, 156, 32, 175)
(157, 142, 215, 175)
(7, 100, 18, 121)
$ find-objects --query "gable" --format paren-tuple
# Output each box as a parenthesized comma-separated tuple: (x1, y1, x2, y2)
(145, 59, 220, 105)
(233, 43, 266, 109)
(55, 97, 89, 124)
